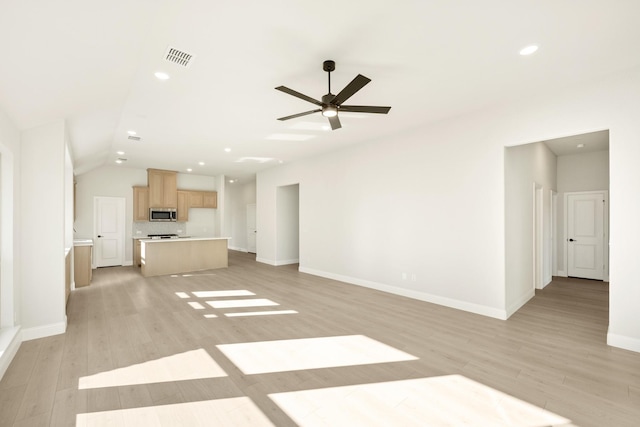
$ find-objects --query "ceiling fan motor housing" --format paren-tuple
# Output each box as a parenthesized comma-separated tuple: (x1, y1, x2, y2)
(323, 60, 335, 72)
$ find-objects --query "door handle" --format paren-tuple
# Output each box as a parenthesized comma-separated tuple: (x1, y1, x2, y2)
(569, 238, 576, 242)
(97, 235, 103, 238)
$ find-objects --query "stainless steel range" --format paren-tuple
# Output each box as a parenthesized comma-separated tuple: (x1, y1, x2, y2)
(147, 234, 179, 239)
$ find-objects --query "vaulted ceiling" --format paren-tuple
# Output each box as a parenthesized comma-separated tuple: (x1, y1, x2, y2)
(1, 1, 637, 181)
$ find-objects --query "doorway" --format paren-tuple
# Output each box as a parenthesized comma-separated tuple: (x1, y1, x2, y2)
(275, 184, 299, 266)
(247, 203, 256, 254)
(93, 196, 125, 267)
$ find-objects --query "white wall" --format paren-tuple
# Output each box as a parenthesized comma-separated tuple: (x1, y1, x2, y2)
(257, 69, 640, 353)
(21, 121, 67, 340)
(505, 142, 557, 316)
(226, 180, 257, 251)
(556, 150, 609, 274)
(276, 184, 299, 265)
(0, 108, 21, 379)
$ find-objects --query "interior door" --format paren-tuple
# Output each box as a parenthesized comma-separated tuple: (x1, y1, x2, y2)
(567, 192, 605, 280)
(247, 203, 257, 254)
(95, 197, 125, 267)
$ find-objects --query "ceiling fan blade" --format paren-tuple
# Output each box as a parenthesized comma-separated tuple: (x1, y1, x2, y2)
(340, 105, 391, 114)
(328, 115, 341, 130)
(331, 74, 371, 106)
(277, 109, 322, 121)
(275, 86, 323, 106)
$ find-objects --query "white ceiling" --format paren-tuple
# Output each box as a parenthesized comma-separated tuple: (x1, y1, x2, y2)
(1, 1, 637, 181)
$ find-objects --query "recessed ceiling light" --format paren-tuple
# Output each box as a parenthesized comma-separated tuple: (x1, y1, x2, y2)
(186, 168, 193, 172)
(519, 45, 539, 56)
(229, 179, 235, 183)
(115, 158, 127, 164)
(224, 148, 231, 152)
(577, 143, 585, 148)
(198, 161, 205, 166)
(127, 130, 137, 135)
(154, 71, 170, 80)
(116, 151, 125, 155)
(235, 157, 275, 164)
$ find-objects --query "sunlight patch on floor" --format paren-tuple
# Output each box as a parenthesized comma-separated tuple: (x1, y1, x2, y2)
(224, 310, 298, 317)
(76, 397, 275, 427)
(78, 349, 227, 389)
(188, 302, 205, 310)
(206, 299, 279, 309)
(217, 335, 417, 375)
(269, 375, 573, 427)
(175, 292, 190, 298)
(193, 290, 255, 298)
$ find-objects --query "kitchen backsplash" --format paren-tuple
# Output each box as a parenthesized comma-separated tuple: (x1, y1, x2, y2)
(133, 222, 188, 237)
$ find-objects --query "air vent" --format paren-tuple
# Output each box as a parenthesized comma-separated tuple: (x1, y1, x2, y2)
(128, 135, 141, 141)
(164, 47, 194, 68)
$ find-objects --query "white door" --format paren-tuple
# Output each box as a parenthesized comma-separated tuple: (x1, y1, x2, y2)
(567, 192, 605, 280)
(94, 197, 125, 267)
(247, 203, 256, 254)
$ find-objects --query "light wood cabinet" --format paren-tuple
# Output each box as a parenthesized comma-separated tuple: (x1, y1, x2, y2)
(177, 190, 189, 222)
(189, 191, 204, 208)
(74, 245, 93, 287)
(133, 186, 149, 221)
(203, 191, 217, 208)
(147, 169, 177, 208)
(134, 239, 142, 267)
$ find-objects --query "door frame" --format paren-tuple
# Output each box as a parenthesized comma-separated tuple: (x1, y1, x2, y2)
(563, 190, 609, 281)
(93, 196, 125, 268)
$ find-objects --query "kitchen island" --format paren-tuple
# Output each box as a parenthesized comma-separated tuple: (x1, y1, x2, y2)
(140, 237, 230, 277)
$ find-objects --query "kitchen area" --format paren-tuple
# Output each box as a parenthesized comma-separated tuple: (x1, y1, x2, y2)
(132, 168, 230, 277)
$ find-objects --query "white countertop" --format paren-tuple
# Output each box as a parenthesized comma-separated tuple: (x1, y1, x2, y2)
(73, 239, 94, 247)
(140, 236, 230, 243)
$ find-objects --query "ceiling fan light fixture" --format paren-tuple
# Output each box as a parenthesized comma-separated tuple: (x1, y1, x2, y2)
(322, 105, 337, 117)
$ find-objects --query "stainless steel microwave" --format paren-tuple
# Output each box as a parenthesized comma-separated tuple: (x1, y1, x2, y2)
(149, 208, 177, 222)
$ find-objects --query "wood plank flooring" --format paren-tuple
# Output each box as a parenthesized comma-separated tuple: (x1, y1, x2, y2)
(1, 251, 639, 426)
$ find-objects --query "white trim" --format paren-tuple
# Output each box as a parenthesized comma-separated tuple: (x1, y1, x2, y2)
(21, 319, 66, 341)
(607, 331, 640, 353)
(506, 289, 535, 318)
(299, 266, 508, 320)
(0, 326, 21, 380)
(256, 257, 275, 266)
(274, 259, 299, 266)
(122, 260, 133, 267)
(556, 270, 567, 277)
(229, 246, 248, 252)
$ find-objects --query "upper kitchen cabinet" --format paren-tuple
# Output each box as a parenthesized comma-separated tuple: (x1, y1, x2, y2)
(177, 190, 189, 222)
(202, 191, 217, 208)
(148, 169, 177, 208)
(133, 186, 149, 221)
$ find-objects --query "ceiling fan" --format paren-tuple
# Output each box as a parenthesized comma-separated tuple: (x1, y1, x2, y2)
(275, 60, 391, 130)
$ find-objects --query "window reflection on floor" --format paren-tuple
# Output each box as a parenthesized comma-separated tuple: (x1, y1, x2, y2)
(216, 335, 418, 375)
(269, 375, 573, 427)
(78, 349, 227, 389)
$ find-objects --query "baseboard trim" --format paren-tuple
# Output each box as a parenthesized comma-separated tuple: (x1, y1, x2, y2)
(256, 257, 275, 266)
(229, 246, 248, 252)
(22, 318, 67, 341)
(274, 259, 299, 266)
(0, 326, 22, 381)
(607, 331, 640, 353)
(506, 289, 535, 319)
(556, 270, 567, 277)
(299, 266, 507, 320)
(123, 261, 133, 267)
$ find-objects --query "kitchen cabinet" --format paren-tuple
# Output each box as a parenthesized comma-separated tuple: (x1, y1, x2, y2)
(134, 239, 142, 267)
(188, 191, 204, 208)
(202, 191, 217, 208)
(74, 244, 93, 287)
(177, 190, 189, 222)
(133, 186, 149, 221)
(148, 168, 177, 208)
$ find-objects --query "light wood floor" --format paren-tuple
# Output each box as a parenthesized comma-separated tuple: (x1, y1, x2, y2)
(1, 251, 639, 426)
